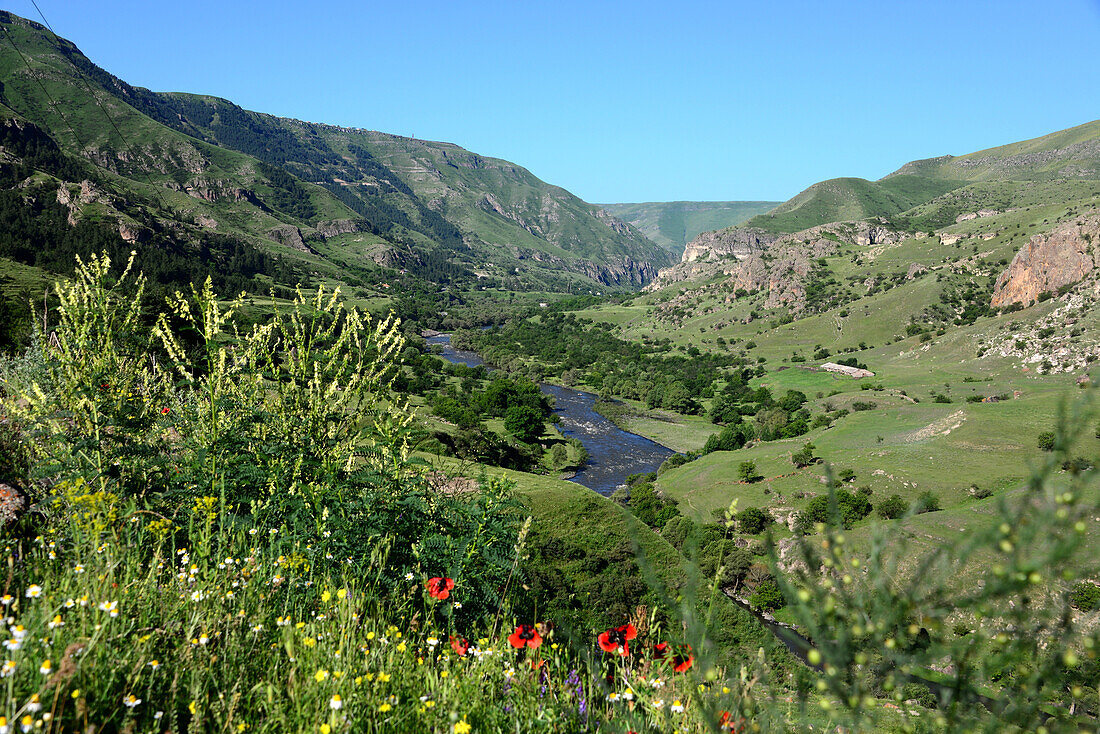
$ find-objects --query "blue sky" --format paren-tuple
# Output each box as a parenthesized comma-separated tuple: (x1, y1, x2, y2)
(13, 0, 1100, 203)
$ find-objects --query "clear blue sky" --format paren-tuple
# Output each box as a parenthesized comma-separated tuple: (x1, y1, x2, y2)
(12, 0, 1100, 203)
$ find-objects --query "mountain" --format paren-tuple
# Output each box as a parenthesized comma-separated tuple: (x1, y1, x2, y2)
(649, 119, 1100, 321)
(741, 120, 1100, 236)
(0, 10, 670, 305)
(599, 201, 780, 254)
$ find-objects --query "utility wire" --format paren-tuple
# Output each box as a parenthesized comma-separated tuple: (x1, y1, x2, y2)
(28, 0, 176, 214)
(0, 17, 89, 159)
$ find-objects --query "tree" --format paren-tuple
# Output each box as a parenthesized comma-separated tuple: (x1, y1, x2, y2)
(749, 578, 786, 612)
(914, 491, 941, 514)
(738, 461, 759, 483)
(504, 405, 544, 443)
(737, 506, 771, 535)
(791, 442, 817, 468)
(878, 494, 907, 520)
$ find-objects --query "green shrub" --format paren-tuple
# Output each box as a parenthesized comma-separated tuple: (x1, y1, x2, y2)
(877, 494, 907, 519)
(1037, 430, 1056, 451)
(1070, 581, 1100, 611)
(749, 578, 785, 612)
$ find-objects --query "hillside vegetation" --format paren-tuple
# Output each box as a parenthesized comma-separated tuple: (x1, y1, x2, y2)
(600, 201, 780, 253)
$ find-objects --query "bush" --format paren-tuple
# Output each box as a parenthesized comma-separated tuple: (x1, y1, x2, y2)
(736, 506, 771, 535)
(1037, 430, 1056, 451)
(915, 491, 941, 514)
(1070, 581, 1100, 611)
(791, 442, 817, 468)
(878, 494, 907, 519)
(738, 461, 760, 483)
(749, 578, 786, 612)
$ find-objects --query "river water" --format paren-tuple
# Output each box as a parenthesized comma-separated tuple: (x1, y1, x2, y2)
(424, 334, 674, 494)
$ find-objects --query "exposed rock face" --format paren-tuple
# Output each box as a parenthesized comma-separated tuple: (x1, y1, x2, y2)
(268, 225, 313, 253)
(652, 219, 903, 310)
(315, 219, 367, 238)
(991, 213, 1100, 307)
(681, 227, 777, 263)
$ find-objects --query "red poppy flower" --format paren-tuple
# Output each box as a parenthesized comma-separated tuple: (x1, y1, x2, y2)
(161, 407, 170, 415)
(671, 647, 694, 672)
(426, 577, 454, 600)
(719, 712, 747, 732)
(597, 623, 636, 656)
(652, 642, 669, 659)
(508, 623, 542, 650)
(449, 635, 469, 656)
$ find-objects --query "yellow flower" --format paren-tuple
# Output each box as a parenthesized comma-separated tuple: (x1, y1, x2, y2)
(302, 637, 316, 648)
(337, 588, 348, 600)
(440, 670, 449, 678)
(189, 700, 198, 715)
(378, 703, 392, 713)
(314, 669, 329, 682)
(321, 590, 332, 603)
(454, 718, 472, 734)
(377, 672, 391, 683)
(320, 725, 331, 734)
(396, 642, 407, 652)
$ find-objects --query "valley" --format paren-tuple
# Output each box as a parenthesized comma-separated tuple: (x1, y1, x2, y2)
(0, 6, 1098, 731)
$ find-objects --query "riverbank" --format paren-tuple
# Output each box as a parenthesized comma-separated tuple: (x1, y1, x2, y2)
(591, 397, 717, 454)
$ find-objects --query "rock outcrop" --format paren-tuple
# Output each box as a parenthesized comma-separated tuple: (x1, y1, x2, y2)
(315, 219, 367, 238)
(268, 225, 314, 254)
(991, 213, 1100, 307)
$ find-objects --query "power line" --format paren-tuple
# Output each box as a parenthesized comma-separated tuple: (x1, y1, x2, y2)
(29, 0, 178, 215)
(0, 17, 89, 158)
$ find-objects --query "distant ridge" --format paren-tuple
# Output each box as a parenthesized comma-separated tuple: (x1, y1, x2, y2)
(600, 201, 780, 254)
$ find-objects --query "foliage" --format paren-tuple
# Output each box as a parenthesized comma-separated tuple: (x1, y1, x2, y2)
(1037, 430, 1057, 452)
(749, 578, 786, 613)
(877, 494, 908, 520)
(736, 507, 772, 535)
(738, 461, 760, 483)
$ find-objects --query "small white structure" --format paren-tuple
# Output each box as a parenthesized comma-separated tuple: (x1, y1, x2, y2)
(821, 362, 875, 379)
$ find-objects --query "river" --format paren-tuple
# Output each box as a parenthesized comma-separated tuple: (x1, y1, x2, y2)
(424, 334, 674, 494)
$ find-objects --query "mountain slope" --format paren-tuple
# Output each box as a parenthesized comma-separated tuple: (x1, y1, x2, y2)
(0, 10, 669, 298)
(600, 201, 780, 254)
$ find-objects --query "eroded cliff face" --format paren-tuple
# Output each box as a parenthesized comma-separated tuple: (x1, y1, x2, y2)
(991, 213, 1100, 307)
(651, 220, 902, 310)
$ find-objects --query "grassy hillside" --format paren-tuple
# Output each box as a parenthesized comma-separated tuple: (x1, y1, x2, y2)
(601, 201, 780, 253)
(0, 10, 669, 304)
(737, 119, 1100, 235)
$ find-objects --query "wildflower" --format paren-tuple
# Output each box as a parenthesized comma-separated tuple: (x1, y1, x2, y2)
(450, 636, 470, 656)
(19, 715, 31, 734)
(276, 616, 291, 627)
(378, 703, 392, 713)
(26, 695, 41, 712)
(98, 600, 119, 617)
(670, 700, 685, 713)
(188, 701, 198, 715)
(10, 625, 27, 640)
(38, 660, 51, 675)
(653, 699, 665, 709)
(154, 711, 163, 720)
(191, 591, 206, 602)
(337, 588, 347, 600)
(0, 717, 7, 734)
(123, 694, 141, 708)
(508, 624, 543, 650)
(426, 577, 455, 600)
(0, 660, 14, 677)
(597, 623, 637, 656)
(47, 615, 63, 630)
(2, 639, 21, 652)
(0, 596, 11, 607)
(329, 694, 343, 710)
(161, 407, 170, 415)
(251, 624, 264, 633)
(607, 692, 620, 702)
(249, 528, 258, 536)
(623, 688, 635, 701)
(25, 585, 42, 599)
(73, 564, 85, 574)
(377, 672, 391, 683)
(427, 637, 439, 647)
(269, 528, 278, 536)
(314, 669, 329, 682)
(404, 572, 414, 581)
(454, 718, 472, 734)
(149, 660, 160, 669)
(672, 649, 694, 672)
(320, 726, 331, 734)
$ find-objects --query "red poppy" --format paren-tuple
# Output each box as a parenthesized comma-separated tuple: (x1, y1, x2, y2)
(449, 635, 469, 656)
(719, 712, 748, 732)
(161, 407, 170, 415)
(671, 647, 694, 673)
(426, 577, 454, 600)
(508, 623, 542, 650)
(652, 642, 669, 659)
(528, 656, 546, 670)
(597, 623, 637, 656)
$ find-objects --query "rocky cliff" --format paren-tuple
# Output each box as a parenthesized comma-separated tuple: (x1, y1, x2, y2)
(991, 213, 1100, 307)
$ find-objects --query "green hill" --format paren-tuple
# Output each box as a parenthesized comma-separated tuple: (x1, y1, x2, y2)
(0, 10, 670, 302)
(600, 201, 780, 253)
(741, 120, 1100, 234)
